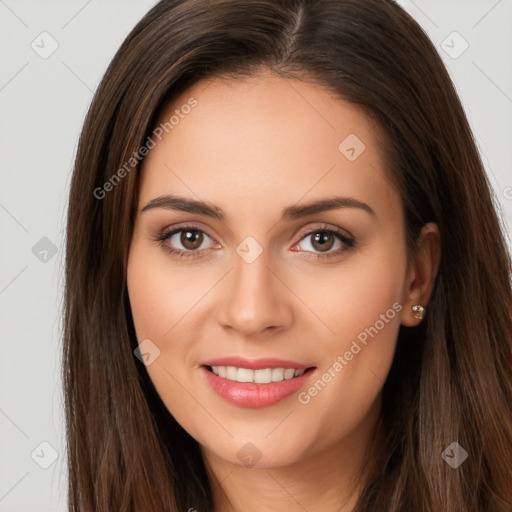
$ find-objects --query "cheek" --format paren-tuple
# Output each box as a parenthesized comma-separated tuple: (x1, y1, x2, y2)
(127, 243, 211, 440)
(333, 255, 404, 339)
(292, 236, 406, 351)
(127, 242, 205, 341)
(292, 243, 407, 440)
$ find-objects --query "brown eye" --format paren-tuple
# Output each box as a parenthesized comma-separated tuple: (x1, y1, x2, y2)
(310, 232, 336, 252)
(160, 227, 216, 254)
(294, 227, 355, 259)
(298, 230, 343, 254)
(179, 229, 204, 250)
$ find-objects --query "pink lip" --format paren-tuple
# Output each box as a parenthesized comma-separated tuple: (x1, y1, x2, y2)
(200, 356, 311, 370)
(199, 364, 316, 408)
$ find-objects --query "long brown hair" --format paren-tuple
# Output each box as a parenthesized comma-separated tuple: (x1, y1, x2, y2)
(63, 0, 512, 510)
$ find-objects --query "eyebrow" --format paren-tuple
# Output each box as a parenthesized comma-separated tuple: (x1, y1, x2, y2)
(141, 194, 376, 220)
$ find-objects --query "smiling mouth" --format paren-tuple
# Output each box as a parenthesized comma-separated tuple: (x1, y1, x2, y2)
(203, 365, 316, 384)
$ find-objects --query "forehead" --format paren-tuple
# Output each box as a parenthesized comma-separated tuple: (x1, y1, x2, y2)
(139, 71, 399, 224)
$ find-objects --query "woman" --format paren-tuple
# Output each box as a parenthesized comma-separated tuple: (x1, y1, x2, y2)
(63, 0, 512, 510)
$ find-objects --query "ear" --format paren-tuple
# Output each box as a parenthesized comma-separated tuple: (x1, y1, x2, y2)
(400, 222, 441, 326)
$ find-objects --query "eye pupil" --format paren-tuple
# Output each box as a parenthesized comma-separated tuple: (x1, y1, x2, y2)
(181, 230, 203, 250)
(311, 232, 335, 252)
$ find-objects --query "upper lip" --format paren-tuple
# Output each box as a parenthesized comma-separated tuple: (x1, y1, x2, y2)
(200, 356, 314, 370)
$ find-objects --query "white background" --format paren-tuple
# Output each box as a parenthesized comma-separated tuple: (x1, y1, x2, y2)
(0, 0, 511, 510)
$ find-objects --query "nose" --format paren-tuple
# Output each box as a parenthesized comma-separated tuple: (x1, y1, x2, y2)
(217, 249, 294, 337)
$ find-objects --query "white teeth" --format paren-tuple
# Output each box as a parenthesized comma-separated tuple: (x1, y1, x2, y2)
(254, 368, 272, 384)
(283, 368, 295, 380)
(209, 365, 307, 383)
(236, 367, 254, 383)
(271, 368, 284, 382)
(226, 366, 238, 380)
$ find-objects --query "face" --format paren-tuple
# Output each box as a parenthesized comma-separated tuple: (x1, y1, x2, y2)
(127, 71, 417, 471)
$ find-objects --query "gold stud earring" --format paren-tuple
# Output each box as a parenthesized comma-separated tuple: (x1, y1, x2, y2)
(411, 304, 425, 320)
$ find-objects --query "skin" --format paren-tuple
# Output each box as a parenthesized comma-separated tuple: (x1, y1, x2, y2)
(127, 69, 440, 512)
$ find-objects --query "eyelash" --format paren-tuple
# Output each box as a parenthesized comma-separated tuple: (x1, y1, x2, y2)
(154, 223, 356, 261)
